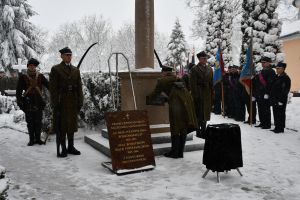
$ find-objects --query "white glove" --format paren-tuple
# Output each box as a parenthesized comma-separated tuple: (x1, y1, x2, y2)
(252, 97, 256, 101)
(278, 102, 283, 106)
(264, 94, 269, 99)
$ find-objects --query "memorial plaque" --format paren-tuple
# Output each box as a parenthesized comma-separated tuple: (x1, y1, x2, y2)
(104, 110, 155, 174)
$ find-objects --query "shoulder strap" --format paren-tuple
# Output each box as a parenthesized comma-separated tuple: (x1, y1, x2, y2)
(23, 72, 43, 97)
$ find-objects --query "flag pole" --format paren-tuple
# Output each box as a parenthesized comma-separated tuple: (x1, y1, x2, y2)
(249, 29, 254, 126)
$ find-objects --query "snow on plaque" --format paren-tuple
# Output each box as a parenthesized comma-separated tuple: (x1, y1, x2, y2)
(104, 110, 155, 175)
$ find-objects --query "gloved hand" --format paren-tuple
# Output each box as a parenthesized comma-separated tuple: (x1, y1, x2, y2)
(278, 102, 283, 106)
(252, 97, 256, 101)
(264, 94, 269, 99)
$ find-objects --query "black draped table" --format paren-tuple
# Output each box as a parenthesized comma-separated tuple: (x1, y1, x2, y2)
(202, 123, 243, 182)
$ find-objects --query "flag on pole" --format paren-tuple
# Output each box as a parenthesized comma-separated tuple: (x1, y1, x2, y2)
(213, 46, 225, 85)
(239, 41, 253, 94)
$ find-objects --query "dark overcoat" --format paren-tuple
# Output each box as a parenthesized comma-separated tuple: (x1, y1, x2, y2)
(49, 62, 83, 133)
(190, 63, 213, 122)
(149, 74, 198, 135)
(270, 72, 291, 105)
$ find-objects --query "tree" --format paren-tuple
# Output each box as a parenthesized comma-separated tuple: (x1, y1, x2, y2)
(165, 19, 188, 69)
(0, 0, 44, 72)
(241, 0, 283, 65)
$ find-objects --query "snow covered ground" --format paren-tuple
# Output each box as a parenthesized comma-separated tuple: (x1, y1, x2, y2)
(0, 98, 300, 200)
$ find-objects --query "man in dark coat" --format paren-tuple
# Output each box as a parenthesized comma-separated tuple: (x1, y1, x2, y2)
(16, 58, 49, 146)
(270, 62, 291, 133)
(190, 51, 213, 138)
(49, 47, 83, 157)
(148, 66, 198, 158)
(255, 56, 276, 129)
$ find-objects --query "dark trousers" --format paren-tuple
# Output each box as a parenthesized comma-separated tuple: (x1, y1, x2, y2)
(25, 111, 43, 142)
(272, 104, 286, 131)
(59, 132, 75, 148)
(257, 98, 271, 127)
(246, 100, 257, 123)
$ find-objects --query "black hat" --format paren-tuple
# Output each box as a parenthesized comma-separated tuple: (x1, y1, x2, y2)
(59, 47, 72, 54)
(261, 56, 272, 63)
(232, 65, 239, 69)
(161, 66, 173, 72)
(196, 51, 208, 58)
(27, 58, 40, 67)
(276, 62, 287, 68)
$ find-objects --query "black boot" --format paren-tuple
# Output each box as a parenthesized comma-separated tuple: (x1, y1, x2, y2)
(164, 135, 180, 158)
(35, 125, 44, 145)
(178, 133, 187, 158)
(67, 133, 81, 155)
(58, 140, 68, 158)
(27, 125, 35, 146)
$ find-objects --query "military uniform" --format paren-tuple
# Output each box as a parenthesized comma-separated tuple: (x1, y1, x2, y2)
(270, 66, 291, 133)
(49, 61, 83, 156)
(190, 62, 213, 137)
(16, 60, 49, 146)
(255, 66, 276, 129)
(148, 72, 198, 158)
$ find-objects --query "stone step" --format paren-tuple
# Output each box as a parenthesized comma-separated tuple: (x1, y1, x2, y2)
(84, 133, 204, 157)
(101, 131, 194, 144)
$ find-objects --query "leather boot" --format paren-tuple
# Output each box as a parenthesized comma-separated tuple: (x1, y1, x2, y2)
(178, 133, 187, 158)
(164, 135, 180, 158)
(58, 140, 67, 158)
(35, 124, 44, 145)
(67, 133, 81, 155)
(27, 124, 35, 146)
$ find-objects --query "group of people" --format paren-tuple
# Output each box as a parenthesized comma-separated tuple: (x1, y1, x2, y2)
(213, 56, 291, 134)
(149, 51, 291, 159)
(16, 47, 83, 158)
(16, 47, 291, 159)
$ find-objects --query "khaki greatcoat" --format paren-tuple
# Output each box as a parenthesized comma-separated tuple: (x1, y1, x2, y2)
(190, 63, 213, 122)
(49, 62, 83, 133)
(149, 74, 198, 135)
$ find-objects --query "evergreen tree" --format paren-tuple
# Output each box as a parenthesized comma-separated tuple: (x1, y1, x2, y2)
(205, 0, 234, 67)
(241, 0, 283, 65)
(0, 0, 43, 72)
(165, 19, 187, 69)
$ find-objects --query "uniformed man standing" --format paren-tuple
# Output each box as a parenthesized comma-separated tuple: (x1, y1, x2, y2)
(16, 58, 49, 146)
(148, 66, 198, 158)
(255, 56, 276, 129)
(49, 47, 83, 157)
(270, 62, 291, 133)
(190, 51, 213, 138)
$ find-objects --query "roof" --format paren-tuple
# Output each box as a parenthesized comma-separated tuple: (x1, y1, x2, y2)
(280, 20, 300, 40)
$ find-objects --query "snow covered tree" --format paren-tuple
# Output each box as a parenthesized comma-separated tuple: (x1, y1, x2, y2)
(241, 0, 283, 65)
(0, 0, 44, 72)
(205, 0, 242, 67)
(165, 19, 188, 69)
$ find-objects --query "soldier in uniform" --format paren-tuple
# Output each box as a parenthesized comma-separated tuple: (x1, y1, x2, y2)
(16, 58, 49, 146)
(49, 47, 83, 157)
(190, 51, 213, 138)
(148, 66, 198, 158)
(254, 56, 276, 129)
(270, 62, 291, 133)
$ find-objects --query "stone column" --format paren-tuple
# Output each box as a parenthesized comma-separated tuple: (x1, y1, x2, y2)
(135, 0, 154, 69)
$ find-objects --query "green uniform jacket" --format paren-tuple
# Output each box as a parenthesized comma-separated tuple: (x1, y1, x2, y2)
(149, 74, 198, 135)
(49, 62, 83, 133)
(190, 63, 213, 122)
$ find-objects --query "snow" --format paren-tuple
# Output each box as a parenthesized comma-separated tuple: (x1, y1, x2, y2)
(280, 20, 300, 37)
(0, 97, 300, 199)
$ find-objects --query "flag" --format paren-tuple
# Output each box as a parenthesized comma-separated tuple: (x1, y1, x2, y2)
(213, 47, 224, 85)
(239, 43, 253, 94)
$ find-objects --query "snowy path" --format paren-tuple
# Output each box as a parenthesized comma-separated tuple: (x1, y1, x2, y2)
(1, 111, 300, 199)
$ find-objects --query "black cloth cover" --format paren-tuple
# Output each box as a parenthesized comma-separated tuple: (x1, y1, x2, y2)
(203, 123, 243, 172)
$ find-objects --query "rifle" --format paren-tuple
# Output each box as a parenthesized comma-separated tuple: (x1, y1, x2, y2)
(154, 49, 164, 68)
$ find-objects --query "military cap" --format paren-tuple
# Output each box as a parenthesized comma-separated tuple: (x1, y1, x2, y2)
(27, 58, 40, 67)
(59, 47, 72, 54)
(232, 65, 239, 69)
(196, 51, 208, 58)
(161, 66, 173, 72)
(261, 56, 272, 63)
(276, 62, 287, 68)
